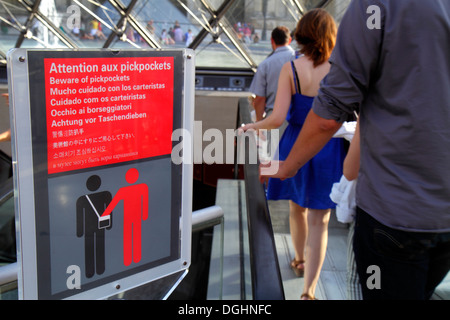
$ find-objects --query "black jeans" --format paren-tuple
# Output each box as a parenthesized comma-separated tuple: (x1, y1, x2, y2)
(353, 207, 450, 300)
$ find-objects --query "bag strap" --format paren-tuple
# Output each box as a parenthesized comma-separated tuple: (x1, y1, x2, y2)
(85, 195, 104, 220)
(291, 61, 302, 95)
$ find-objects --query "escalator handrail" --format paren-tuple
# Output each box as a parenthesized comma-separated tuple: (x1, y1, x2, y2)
(237, 98, 285, 300)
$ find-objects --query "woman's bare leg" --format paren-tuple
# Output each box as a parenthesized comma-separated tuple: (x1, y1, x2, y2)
(289, 201, 307, 271)
(301, 209, 331, 299)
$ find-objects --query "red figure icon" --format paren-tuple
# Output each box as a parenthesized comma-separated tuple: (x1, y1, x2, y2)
(102, 168, 149, 266)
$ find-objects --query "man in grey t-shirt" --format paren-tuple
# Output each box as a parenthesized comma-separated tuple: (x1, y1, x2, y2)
(267, 0, 450, 299)
(250, 26, 295, 121)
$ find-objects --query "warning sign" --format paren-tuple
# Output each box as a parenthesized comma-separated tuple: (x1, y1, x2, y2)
(44, 57, 174, 174)
(8, 49, 194, 300)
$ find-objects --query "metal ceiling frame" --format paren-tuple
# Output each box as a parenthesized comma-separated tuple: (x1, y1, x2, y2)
(17, 0, 78, 49)
(0, 0, 342, 68)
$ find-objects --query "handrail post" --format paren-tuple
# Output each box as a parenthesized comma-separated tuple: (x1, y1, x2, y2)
(0, 262, 18, 287)
(192, 205, 224, 232)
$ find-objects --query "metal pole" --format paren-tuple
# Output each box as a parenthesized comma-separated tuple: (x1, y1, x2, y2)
(189, 0, 237, 50)
(192, 205, 224, 232)
(15, 0, 41, 48)
(103, 0, 138, 49)
(0, 262, 17, 287)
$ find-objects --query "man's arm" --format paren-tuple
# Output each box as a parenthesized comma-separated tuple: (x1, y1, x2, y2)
(253, 96, 266, 121)
(268, 0, 383, 180)
(249, 61, 267, 121)
(343, 119, 360, 181)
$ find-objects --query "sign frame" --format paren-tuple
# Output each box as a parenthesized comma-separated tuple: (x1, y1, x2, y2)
(7, 48, 194, 300)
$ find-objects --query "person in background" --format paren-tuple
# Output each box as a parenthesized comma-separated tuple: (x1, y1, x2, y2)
(146, 20, 155, 35)
(266, 0, 450, 299)
(161, 29, 174, 45)
(173, 21, 184, 43)
(249, 26, 295, 122)
(342, 118, 362, 300)
(89, 19, 106, 40)
(185, 29, 194, 46)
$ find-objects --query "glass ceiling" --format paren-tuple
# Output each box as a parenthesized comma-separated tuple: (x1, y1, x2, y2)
(0, 0, 351, 69)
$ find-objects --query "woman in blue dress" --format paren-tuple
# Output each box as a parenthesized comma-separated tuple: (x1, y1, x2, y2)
(241, 9, 345, 300)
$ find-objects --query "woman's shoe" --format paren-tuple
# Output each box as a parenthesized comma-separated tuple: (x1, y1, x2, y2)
(290, 259, 305, 277)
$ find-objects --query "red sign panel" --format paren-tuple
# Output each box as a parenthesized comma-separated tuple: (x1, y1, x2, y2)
(44, 57, 174, 174)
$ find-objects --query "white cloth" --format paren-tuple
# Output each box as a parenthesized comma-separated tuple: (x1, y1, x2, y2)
(333, 121, 357, 142)
(330, 175, 357, 224)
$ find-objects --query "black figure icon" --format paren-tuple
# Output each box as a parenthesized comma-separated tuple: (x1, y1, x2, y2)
(76, 175, 113, 278)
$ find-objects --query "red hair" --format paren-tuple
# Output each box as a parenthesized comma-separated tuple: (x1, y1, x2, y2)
(294, 8, 337, 67)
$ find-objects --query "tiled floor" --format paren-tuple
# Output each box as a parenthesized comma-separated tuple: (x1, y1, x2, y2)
(269, 200, 349, 300)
